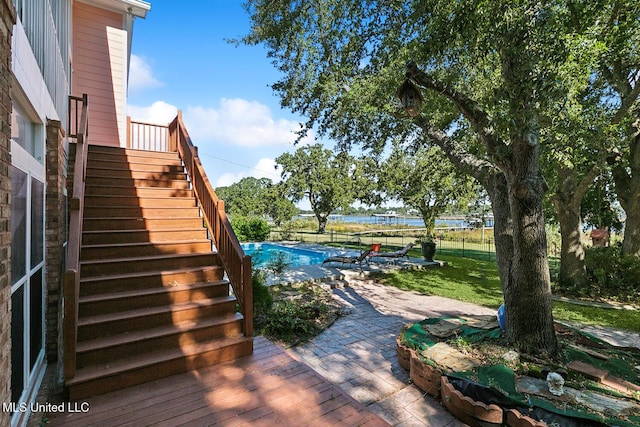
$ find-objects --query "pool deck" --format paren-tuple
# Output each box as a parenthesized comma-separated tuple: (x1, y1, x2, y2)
(263, 242, 443, 286)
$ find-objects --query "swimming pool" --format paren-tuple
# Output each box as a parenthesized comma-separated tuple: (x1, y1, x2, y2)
(242, 243, 335, 268)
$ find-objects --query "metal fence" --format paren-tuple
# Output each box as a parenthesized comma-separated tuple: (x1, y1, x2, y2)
(265, 226, 568, 271)
(268, 227, 498, 262)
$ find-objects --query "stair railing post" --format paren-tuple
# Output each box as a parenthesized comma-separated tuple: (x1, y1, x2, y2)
(126, 116, 131, 148)
(242, 256, 253, 336)
(62, 270, 78, 380)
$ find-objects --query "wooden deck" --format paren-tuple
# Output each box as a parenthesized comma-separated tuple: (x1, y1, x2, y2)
(43, 336, 390, 426)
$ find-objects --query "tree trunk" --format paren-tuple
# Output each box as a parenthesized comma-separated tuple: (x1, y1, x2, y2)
(610, 131, 640, 257)
(555, 203, 587, 286)
(485, 173, 513, 291)
(316, 214, 328, 234)
(502, 143, 558, 355)
(418, 205, 437, 235)
(622, 193, 640, 256)
(551, 167, 594, 287)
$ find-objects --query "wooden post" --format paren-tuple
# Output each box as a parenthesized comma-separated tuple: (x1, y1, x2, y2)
(126, 116, 131, 148)
(242, 256, 253, 337)
(62, 270, 77, 380)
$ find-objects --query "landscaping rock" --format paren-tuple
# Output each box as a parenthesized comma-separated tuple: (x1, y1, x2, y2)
(567, 360, 608, 381)
(516, 376, 640, 417)
(423, 318, 464, 338)
(422, 342, 480, 372)
(502, 350, 520, 364)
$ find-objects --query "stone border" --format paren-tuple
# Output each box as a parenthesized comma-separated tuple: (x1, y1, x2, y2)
(396, 333, 549, 427)
(505, 409, 548, 427)
(440, 376, 503, 427)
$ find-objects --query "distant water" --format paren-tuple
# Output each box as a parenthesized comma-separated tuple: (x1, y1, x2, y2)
(316, 215, 469, 228)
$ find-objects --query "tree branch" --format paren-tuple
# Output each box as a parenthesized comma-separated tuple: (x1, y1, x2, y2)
(414, 115, 502, 188)
(612, 75, 640, 124)
(573, 162, 602, 205)
(405, 62, 510, 166)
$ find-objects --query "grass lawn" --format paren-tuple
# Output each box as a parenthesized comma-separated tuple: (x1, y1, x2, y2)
(376, 251, 640, 333)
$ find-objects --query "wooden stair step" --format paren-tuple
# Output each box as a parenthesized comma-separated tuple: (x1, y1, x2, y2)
(82, 219, 204, 233)
(82, 228, 208, 245)
(84, 162, 185, 173)
(80, 240, 213, 260)
(87, 146, 181, 161)
(85, 176, 190, 189)
(85, 185, 193, 198)
(77, 296, 238, 340)
(80, 253, 219, 277)
(84, 195, 196, 208)
(86, 168, 187, 180)
(67, 335, 254, 400)
(79, 266, 225, 296)
(84, 206, 200, 221)
(76, 313, 244, 367)
(87, 157, 183, 169)
(78, 280, 230, 314)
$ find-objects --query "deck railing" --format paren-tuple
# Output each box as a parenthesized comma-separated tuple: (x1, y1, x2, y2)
(127, 117, 170, 151)
(128, 112, 253, 337)
(63, 94, 89, 380)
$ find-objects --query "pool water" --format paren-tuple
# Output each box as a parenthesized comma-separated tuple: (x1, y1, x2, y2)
(242, 243, 333, 268)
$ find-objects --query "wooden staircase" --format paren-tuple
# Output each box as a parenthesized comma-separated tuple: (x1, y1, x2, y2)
(66, 145, 253, 400)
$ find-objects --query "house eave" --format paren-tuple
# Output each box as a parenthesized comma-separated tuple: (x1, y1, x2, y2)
(78, 0, 151, 18)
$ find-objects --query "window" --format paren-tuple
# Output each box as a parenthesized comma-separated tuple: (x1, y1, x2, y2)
(11, 103, 43, 164)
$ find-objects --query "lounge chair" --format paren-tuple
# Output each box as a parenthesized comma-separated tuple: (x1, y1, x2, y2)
(374, 242, 414, 262)
(322, 249, 372, 271)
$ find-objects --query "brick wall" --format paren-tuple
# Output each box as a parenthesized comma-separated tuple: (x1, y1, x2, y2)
(45, 121, 65, 364)
(0, 0, 16, 425)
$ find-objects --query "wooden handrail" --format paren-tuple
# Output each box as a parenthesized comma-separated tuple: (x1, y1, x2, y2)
(63, 94, 89, 380)
(167, 112, 253, 337)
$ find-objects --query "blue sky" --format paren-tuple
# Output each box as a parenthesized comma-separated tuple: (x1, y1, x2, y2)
(127, 2, 318, 190)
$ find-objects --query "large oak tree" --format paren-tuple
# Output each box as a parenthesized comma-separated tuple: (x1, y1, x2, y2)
(241, 1, 638, 354)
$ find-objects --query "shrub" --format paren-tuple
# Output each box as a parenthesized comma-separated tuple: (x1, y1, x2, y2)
(265, 251, 291, 275)
(261, 299, 327, 344)
(252, 270, 273, 315)
(252, 269, 273, 332)
(579, 245, 640, 303)
(233, 216, 270, 241)
(253, 282, 340, 345)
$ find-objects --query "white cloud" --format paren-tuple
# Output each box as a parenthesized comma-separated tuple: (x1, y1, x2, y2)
(127, 101, 178, 125)
(128, 54, 163, 93)
(184, 98, 314, 147)
(214, 157, 280, 188)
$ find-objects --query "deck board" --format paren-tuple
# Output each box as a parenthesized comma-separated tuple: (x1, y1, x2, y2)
(45, 337, 390, 426)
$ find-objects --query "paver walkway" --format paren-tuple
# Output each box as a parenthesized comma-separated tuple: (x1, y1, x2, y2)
(288, 278, 640, 427)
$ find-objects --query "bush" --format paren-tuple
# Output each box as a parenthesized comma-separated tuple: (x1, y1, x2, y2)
(261, 299, 327, 344)
(252, 270, 273, 316)
(265, 251, 291, 275)
(253, 282, 341, 345)
(233, 216, 270, 241)
(577, 245, 640, 303)
(252, 269, 273, 335)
